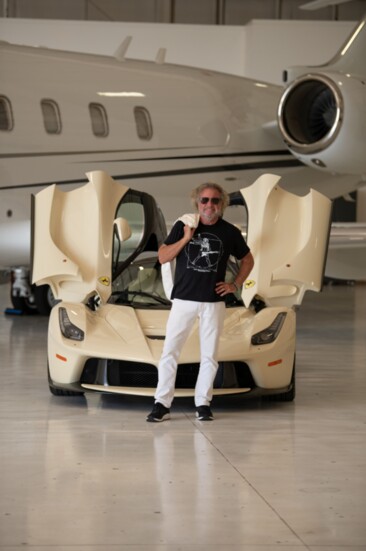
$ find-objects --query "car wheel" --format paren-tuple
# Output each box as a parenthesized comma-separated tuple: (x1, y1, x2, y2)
(11, 293, 38, 314)
(34, 284, 59, 315)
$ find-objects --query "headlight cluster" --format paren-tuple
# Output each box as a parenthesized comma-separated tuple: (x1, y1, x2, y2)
(59, 307, 85, 341)
(251, 312, 286, 345)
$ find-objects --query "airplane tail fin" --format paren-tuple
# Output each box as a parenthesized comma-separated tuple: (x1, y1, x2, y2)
(284, 16, 366, 82)
(325, 17, 366, 75)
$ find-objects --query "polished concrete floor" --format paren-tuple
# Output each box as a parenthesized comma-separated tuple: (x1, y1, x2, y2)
(0, 282, 365, 551)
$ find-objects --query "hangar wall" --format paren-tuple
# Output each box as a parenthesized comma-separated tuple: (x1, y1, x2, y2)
(1, 0, 365, 25)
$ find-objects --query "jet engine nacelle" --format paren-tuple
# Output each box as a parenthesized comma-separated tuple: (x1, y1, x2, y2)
(277, 72, 366, 177)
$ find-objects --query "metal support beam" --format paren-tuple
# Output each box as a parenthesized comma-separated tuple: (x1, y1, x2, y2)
(216, 0, 226, 25)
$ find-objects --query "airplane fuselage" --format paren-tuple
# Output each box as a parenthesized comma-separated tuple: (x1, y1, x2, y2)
(0, 40, 294, 231)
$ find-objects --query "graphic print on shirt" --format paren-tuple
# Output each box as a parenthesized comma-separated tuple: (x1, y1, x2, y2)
(185, 232, 223, 272)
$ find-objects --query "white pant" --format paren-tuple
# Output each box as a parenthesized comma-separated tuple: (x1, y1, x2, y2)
(155, 299, 225, 408)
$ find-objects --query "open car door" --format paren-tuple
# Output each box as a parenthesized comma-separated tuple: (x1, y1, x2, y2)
(161, 173, 332, 308)
(31, 171, 134, 304)
(238, 173, 332, 308)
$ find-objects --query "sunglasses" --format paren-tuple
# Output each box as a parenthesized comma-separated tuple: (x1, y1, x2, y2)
(199, 197, 221, 205)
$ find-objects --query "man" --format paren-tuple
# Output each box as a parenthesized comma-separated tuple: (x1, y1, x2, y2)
(146, 182, 254, 422)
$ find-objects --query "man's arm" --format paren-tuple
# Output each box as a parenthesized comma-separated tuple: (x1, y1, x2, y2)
(215, 251, 254, 297)
(158, 225, 195, 264)
(234, 251, 255, 288)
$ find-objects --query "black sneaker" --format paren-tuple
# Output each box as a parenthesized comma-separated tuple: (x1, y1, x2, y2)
(196, 405, 214, 421)
(146, 402, 171, 422)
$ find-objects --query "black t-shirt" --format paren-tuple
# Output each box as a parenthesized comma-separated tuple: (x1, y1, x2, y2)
(165, 217, 250, 302)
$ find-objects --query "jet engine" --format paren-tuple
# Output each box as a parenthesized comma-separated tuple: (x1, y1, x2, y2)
(277, 72, 366, 177)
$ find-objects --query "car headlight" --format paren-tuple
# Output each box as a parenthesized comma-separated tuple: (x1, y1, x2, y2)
(251, 312, 286, 345)
(59, 307, 85, 341)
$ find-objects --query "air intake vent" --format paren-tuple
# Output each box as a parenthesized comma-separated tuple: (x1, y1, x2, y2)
(278, 74, 343, 154)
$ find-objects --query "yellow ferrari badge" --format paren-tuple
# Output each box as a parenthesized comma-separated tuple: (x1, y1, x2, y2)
(98, 276, 110, 286)
(244, 280, 255, 289)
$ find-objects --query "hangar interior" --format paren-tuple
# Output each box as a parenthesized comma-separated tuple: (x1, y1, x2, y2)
(2, 0, 366, 24)
(1, 1, 366, 549)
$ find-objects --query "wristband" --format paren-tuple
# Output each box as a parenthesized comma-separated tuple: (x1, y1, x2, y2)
(233, 281, 239, 291)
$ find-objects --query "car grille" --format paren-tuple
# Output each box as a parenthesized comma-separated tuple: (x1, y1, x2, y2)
(80, 358, 255, 389)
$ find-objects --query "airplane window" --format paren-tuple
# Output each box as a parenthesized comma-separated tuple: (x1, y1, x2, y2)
(0, 96, 14, 131)
(89, 103, 109, 137)
(134, 106, 153, 140)
(41, 99, 62, 134)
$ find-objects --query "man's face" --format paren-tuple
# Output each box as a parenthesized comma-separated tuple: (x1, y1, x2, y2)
(198, 187, 222, 223)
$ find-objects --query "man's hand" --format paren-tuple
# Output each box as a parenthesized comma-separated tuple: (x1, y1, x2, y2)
(158, 224, 195, 264)
(215, 251, 254, 296)
(183, 224, 195, 242)
(215, 281, 237, 296)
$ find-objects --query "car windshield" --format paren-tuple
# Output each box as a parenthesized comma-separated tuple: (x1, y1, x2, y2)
(110, 252, 244, 309)
(110, 252, 171, 309)
(109, 192, 248, 310)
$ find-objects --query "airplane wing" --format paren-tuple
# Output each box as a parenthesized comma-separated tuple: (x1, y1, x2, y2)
(325, 223, 366, 281)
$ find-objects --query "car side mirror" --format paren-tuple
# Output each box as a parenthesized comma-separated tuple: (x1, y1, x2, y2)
(113, 217, 131, 242)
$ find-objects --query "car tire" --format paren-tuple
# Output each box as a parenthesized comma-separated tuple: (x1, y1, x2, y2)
(11, 293, 38, 314)
(34, 284, 59, 316)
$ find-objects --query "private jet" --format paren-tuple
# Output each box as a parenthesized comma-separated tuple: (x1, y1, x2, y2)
(0, 16, 365, 313)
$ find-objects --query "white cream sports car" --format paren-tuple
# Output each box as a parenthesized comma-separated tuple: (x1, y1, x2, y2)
(32, 171, 331, 401)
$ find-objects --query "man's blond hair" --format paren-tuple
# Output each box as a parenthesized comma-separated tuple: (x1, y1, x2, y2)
(190, 182, 229, 215)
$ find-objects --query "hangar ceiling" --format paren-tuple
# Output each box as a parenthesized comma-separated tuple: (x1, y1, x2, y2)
(1, 0, 365, 24)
